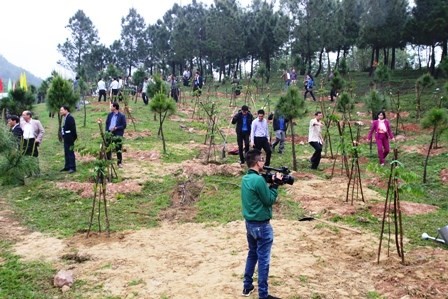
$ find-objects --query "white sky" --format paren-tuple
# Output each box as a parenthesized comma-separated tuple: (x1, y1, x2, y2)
(0, 0, 251, 80)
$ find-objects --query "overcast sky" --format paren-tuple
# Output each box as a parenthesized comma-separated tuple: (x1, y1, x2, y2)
(1, 0, 251, 80)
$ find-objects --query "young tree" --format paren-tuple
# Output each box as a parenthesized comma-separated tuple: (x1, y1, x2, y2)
(415, 73, 435, 119)
(275, 86, 307, 171)
(421, 108, 448, 183)
(149, 93, 177, 154)
(46, 75, 78, 141)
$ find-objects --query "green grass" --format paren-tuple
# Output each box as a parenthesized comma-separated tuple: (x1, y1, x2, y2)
(0, 70, 447, 297)
(0, 241, 60, 299)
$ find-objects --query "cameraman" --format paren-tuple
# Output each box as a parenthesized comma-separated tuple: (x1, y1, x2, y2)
(241, 149, 282, 299)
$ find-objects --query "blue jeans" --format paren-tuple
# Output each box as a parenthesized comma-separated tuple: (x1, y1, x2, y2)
(243, 221, 273, 299)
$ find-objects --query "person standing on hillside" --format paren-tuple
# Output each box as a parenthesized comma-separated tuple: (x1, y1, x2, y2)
(7, 115, 23, 149)
(60, 106, 77, 173)
(20, 110, 45, 157)
(304, 74, 317, 101)
(232, 105, 254, 165)
(241, 148, 281, 299)
(268, 112, 288, 154)
(250, 109, 272, 166)
(367, 111, 395, 166)
(97, 78, 107, 102)
(142, 77, 149, 105)
(106, 102, 127, 168)
(308, 111, 324, 169)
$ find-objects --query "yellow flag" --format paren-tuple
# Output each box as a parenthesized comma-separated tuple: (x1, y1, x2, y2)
(20, 72, 28, 91)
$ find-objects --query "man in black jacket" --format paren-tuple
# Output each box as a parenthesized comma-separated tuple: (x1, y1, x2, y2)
(106, 102, 127, 168)
(7, 115, 23, 149)
(232, 105, 254, 165)
(60, 106, 77, 173)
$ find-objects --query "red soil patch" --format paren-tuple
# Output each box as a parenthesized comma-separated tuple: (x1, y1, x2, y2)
(401, 144, 448, 156)
(369, 201, 438, 218)
(125, 129, 152, 139)
(55, 180, 143, 200)
(441, 169, 448, 184)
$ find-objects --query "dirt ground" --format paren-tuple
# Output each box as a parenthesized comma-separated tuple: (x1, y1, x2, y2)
(1, 147, 448, 298)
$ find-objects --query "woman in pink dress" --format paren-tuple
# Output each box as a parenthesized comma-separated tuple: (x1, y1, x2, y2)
(368, 111, 395, 166)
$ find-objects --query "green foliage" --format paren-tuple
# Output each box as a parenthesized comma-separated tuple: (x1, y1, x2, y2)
(363, 89, 389, 120)
(416, 73, 436, 89)
(336, 92, 354, 116)
(421, 108, 448, 129)
(132, 68, 147, 90)
(147, 74, 168, 98)
(374, 62, 391, 83)
(330, 71, 345, 91)
(149, 93, 176, 115)
(276, 86, 307, 120)
(46, 75, 77, 114)
(0, 124, 39, 186)
(338, 57, 348, 75)
(0, 88, 35, 116)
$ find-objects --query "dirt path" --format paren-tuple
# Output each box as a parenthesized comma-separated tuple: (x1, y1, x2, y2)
(4, 168, 448, 298)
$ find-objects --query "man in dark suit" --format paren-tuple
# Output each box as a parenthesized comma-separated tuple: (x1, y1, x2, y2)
(60, 106, 77, 173)
(106, 102, 127, 168)
(7, 115, 23, 149)
(231, 105, 254, 165)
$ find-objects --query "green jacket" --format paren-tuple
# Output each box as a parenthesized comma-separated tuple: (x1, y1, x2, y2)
(241, 169, 278, 221)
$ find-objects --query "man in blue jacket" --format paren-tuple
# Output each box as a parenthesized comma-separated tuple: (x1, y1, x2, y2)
(241, 149, 282, 299)
(106, 102, 127, 168)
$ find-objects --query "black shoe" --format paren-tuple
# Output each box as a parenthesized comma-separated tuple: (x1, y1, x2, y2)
(68, 169, 76, 174)
(60, 168, 69, 172)
(242, 285, 255, 297)
(261, 295, 281, 299)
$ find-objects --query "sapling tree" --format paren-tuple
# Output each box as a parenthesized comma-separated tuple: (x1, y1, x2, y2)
(415, 73, 435, 119)
(46, 75, 78, 141)
(421, 108, 448, 183)
(275, 86, 307, 171)
(149, 92, 177, 154)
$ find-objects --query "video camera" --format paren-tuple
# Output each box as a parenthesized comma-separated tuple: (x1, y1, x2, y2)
(262, 166, 294, 185)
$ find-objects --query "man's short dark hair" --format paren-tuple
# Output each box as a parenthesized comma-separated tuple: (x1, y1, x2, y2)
(241, 105, 249, 112)
(7, 115, 19, 123)
(112, 102, 120, 110)
(61, 105, 70, 112)
(245, 149, 262, 168)
(315, 111, 322, 116)
(257, 109, 265, 115)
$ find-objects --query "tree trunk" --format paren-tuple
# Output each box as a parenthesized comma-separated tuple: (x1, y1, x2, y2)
(250, 56, 254, 78)
(315, 48, 324, 78)
(265, 53, 271, 84)
(235, 58, 240, 78)
(383, 48, 389, 66)
(391, 47, 396, 70)
(369, 48, 375, 77)
(423, 126, 437, 183)
(375, 47, 380, 63)
(290, 120, 298, 171)
(417, 45, 422, 70)
(335, 48, 341, 70)
(442, 39, 447, 60)
(326, 50, 332, 80)
(430, 44, 436, 75)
